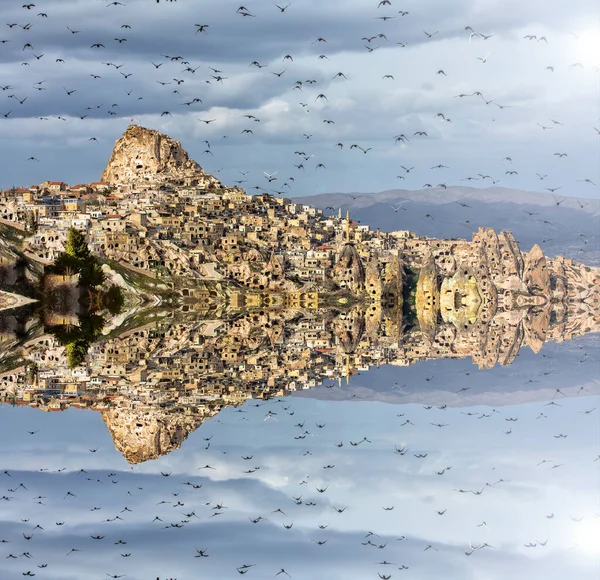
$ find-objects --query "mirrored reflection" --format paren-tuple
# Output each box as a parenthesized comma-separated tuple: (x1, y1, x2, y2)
(1, 290, 599, 465)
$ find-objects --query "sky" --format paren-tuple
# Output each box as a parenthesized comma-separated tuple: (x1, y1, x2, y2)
(0, 0, 599, 198)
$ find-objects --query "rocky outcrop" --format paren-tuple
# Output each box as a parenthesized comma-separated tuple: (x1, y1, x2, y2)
(523, 306, 551, 354)
(415, 257, 439, 340)
(523, 244, 550, 295)
(0, 290, 37, 312)
(102, 406, 206, 464)
(101, 125, 222, 189)
(332, 307, 366, 354)
(331, 244, 365, 292)
(439, 266, 482, 332)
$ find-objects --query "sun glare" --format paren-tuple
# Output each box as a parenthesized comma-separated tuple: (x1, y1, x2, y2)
(575, 29, 600, 67)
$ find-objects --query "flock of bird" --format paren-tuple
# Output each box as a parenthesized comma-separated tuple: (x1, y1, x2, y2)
(0, 0, 598, 198)
(0, 1, 599, 578)
(1, 342, 599, 579)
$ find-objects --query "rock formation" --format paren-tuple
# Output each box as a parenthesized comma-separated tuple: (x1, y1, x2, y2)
(102, 407, 208, 464)
(101, 125, 222, 189)
(0, 290, 37, 312)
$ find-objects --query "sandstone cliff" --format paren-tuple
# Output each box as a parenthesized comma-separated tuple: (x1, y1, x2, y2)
(101, 125, 222, 189)
(0, 290, 37, 312)
(102, 406, 207, 464)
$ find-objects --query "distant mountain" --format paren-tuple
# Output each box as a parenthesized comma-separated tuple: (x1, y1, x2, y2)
(296, 185, 600, 212)
(294, 186, 600, 264)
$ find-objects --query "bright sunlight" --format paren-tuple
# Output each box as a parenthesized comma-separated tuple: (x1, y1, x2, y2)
(574, 29, 600, 67)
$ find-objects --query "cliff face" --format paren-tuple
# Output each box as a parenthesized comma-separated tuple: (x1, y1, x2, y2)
(101, 125, 222, 189)
(523, 244, 550, 294)
(101, 407, 207, 464)
(0, 290, 37, 312)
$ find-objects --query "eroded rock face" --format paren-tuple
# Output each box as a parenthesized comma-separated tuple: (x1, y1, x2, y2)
(331, 244, 365, 292)
(0, 290, 37, 312)
(416, 257, 439, 339)
(332, 307, 366, 354)
(523, 244, 550, 294)
(101, 125, 222, 189)
(102, 407, 205, 464)
(439, 266, 483, 331)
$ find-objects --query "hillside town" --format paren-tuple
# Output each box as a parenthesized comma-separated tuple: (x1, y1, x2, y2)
(0, 125, 597, 301)
(0, 125, 599, 463)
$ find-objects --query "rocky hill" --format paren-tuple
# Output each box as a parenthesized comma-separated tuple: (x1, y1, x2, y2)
(101, 124, 222, 189)
(1, 125, 599, 462)
(102, 406, 207, 464)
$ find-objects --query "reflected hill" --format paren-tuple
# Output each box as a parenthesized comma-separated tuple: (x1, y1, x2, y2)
(1, 224, 599, 462)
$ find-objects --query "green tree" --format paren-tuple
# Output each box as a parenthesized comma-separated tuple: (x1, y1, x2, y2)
(49, 228, 107, 288)
(48, 313, 105, 369)
(64, 227, 91, 261)
(65, 339, 90, 369)
(45, 228, 123, 320)
(49, 252, 80, 275)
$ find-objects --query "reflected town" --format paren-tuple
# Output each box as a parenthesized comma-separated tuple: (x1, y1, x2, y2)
(1, 278, 599, 462)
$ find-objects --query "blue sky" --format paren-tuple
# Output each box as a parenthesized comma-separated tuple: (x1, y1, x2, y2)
(0, 0, 598, 198)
